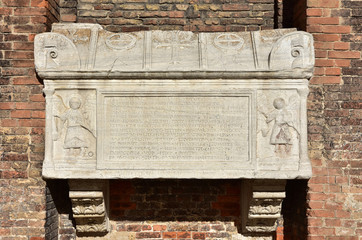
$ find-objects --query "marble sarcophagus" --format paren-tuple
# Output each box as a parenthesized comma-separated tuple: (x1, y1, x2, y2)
(35, 23, 314, 238)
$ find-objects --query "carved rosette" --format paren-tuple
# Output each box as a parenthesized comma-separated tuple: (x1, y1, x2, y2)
(68, 180, 109, 234)
(242, 180, 286, 238)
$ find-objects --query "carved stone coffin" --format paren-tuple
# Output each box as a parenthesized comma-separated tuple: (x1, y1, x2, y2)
(35, 23, 314, 180)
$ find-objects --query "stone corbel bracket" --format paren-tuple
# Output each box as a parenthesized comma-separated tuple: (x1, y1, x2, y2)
(241, 180, 286, 239)
(68, 180, 109, 234)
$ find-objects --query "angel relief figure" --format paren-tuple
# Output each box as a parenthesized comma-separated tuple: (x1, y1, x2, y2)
(54, 96, 95, 157)
(260, 97, 299, 157)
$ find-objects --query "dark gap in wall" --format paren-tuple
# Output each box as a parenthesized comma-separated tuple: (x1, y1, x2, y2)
(282, 179, 308, 240)
(281, 1, 308, 238)
(45, 179, 74, 240)
(45, 180, 59, 240)
(283, 0, 307, 30)
(274, 0, 282, 29)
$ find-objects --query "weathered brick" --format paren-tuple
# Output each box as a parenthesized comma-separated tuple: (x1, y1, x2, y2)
(308, 0, 339, 8)
(135, 232, 161, 238)
(329, 51, 361, 59)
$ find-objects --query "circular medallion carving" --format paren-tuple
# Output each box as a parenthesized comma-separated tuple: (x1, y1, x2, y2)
(214, 33, 244, 50)
(105, 33, 137, 50)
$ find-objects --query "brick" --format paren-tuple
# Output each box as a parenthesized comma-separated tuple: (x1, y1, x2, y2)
(16, 102, 45, 110)
(308, 0, 339, 8)
(308, 227, 335, 235)
(322, 25, 352, 34)
(168, 11, 185, 18)
(163, 232, 177, 238)
(13, 76, 40, 85)
(13, 42, 34, 50)
(177, 231, 191, 238)
(307, 8, 323, 17)
(14, 7, 47, 16)
(308, 209, 335, 218)
(325, 67, 341, 75)
(335, 210, 351, 218)
(29, 94, 44, 102)
(307, 17, 339, 25)
(94, 4, 114, 10)
(313, 34, 341, 42)
(3, 34, 28, 42)
(153, 225, 167, 231)
(31, 111, 45, 119)
(252, 4, 273, 11)
(315, 59, 334, 67)
(2, 0, 29, 7)
(135, 232, 161, 238)
(329, 51, 360, 59)
(127, 224, 142, 232)
(4, 16, 30, 25)
(18, 119, 45, 127)
(11, 110, 32, 118)
(146, 4, 160, 10)
(315, 50, 328, 58)
(314, 41, 334, 50)
(308, 200, 324, 209)
(222, 4, 249, 11)
(60, 14, 77, 22)
(31, 0, 48, 7)
(119, 4, 144, 10)
(0, 102, 16, 110)
(5, 51, 34, 59)
(334, 59, 351, 67)
(192, 232, 206, 239)
(334, 42, 350, 50)
(31, 16, 47, 24)
(2, 171, 28, 179)
(13, 24, 47, 33)
(0, 7, 13, 15)
(78, 10, 108, 17)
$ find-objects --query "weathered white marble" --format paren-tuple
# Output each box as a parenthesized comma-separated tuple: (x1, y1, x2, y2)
(35, 23, 314, 78)
(35, 24, 314, 180)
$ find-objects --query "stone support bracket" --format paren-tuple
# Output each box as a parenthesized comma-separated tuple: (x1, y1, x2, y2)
(241, 180, 286, 239)
(68, 180, 109, 234)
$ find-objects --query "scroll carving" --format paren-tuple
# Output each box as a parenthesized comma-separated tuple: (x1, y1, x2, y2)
(34, 32, 80, 71)
(269, 32, 314, 71)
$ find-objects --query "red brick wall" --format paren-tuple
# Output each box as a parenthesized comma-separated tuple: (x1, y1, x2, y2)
(1, 0, 361, 239)
(62, 0, 276, 32)
(109, 180, 242, 239)
(306, 0, 361, 239)
(0, 0, 58, 239)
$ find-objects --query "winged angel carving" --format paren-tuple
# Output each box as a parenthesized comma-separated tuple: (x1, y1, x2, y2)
(259, 96, 300, 157)
(53, 93, 96, 157)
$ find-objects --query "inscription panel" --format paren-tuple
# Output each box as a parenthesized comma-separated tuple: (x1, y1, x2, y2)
(98, 94, 253, 170)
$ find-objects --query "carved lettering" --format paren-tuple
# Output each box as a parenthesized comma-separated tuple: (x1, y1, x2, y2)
(100, 96, 250, 170)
